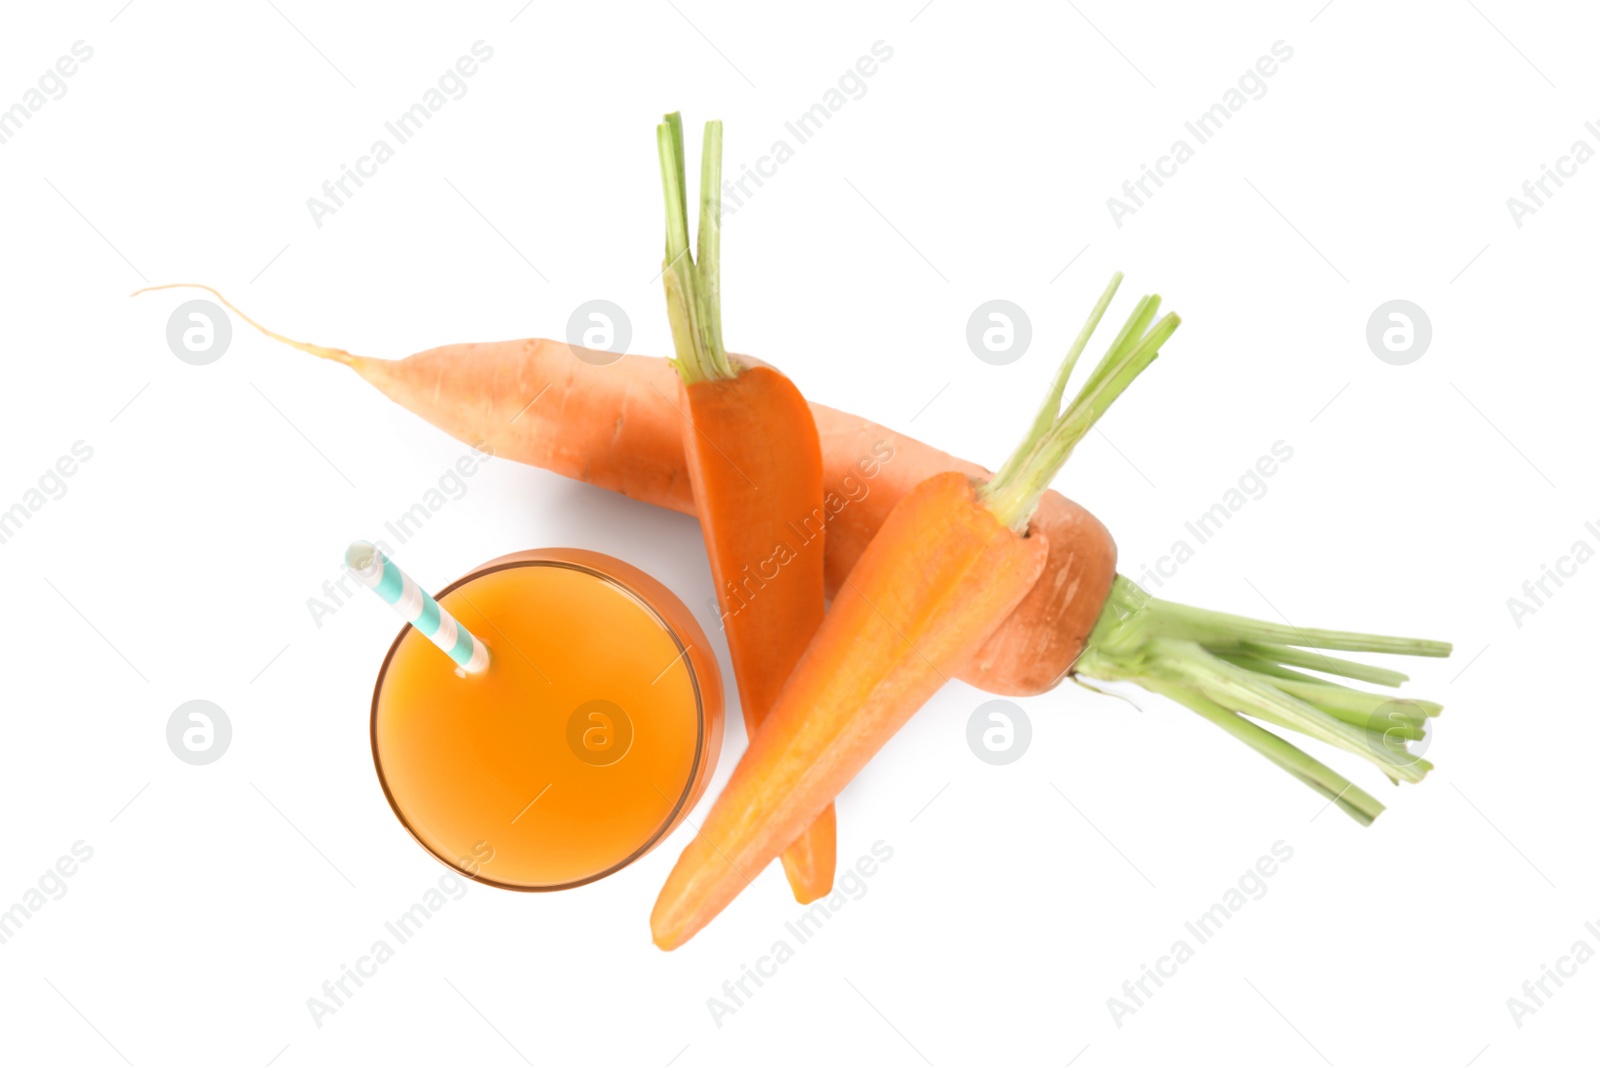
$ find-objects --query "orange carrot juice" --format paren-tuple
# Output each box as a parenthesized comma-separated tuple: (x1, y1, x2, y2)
(371, 549, 723, 890)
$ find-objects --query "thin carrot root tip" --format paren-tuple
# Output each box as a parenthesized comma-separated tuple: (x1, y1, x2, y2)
(787, 882, 828, 906)
(130, 283, 360, 365)
(1074, 576, 1452, 825)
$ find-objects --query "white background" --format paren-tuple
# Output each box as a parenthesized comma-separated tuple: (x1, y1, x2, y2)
(1, 1, 1595, 1064)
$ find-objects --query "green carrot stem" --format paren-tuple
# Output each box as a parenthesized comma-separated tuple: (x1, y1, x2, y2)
(1260, 678, 1427, 741)
(696, 119, 724, 364)
(1075, 576, 1449, 823)
(1213, 650, 1334, 686)
(667, 111, 687, 220)
(981, 277, 1182, 532)
(1144, 680, 1384, 826)
(1268, 678, 1438, 723)
(1211, 653, 1436, 732)
(1077, 294, 1160, 401)
(1160, 641, 1430, 782)
(1235, 641, 1409, 687)
(658, 112, 735, 384)
(1155, 599, 1451, 657)
(990, 273, 1123, 492)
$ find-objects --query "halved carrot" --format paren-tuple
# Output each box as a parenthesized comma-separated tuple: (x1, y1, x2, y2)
(654, 113, 835, 904)
(651, 275, 1182, 949)
(653, 471, 1048, 948)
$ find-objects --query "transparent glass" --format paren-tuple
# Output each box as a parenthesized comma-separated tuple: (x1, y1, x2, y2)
(370, 548, 724, 890)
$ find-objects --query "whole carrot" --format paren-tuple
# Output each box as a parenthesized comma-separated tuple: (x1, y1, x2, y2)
(653, 113, 836, 904)
(650, 275, 1180, 949)
(126, 285, 1113, 696)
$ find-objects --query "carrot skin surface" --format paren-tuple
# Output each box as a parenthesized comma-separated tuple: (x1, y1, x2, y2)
(338, 342, 1115, 697)
(650, 472, 1049, 949)
(679, 366, 836, 903)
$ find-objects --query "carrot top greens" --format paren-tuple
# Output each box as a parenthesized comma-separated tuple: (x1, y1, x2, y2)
(658, 111, 735, 384)
(975, 275, 1449, 823)
(980, 273, 1180, 533)
(1075, 578, 1451, 825)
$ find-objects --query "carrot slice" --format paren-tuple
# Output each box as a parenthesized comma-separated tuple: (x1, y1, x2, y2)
(651, 275, 1182, 949)
(656, 113, 836, 903)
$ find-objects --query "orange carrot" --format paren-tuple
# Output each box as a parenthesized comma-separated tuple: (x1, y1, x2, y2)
(651, 275, 1182, 949)
(653, 471, 1048, 948)
(654, 114, 835, 903)
(127, 285, 1115, 697)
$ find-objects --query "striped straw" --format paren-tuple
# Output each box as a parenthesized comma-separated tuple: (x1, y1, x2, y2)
(345, 541, 490, 674)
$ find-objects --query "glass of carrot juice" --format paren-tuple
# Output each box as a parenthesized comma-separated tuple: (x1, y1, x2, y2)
(369, 548, 724, 890)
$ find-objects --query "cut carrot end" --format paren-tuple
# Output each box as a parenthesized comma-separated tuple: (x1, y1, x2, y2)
(785, 879, 828, 906)
(131, 283, 361, 366)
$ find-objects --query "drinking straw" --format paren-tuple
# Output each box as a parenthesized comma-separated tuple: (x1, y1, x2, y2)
(345, 541, 490, 674)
